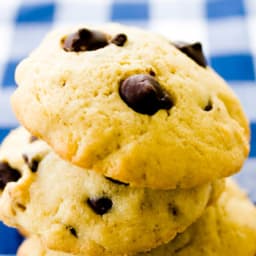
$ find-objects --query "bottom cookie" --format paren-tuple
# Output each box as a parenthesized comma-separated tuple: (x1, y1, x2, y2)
(0, 127, 222, 255)
(17, 179, 256, 256)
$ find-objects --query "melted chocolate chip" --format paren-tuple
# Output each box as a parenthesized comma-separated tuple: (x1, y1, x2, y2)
(105, 177, 129, 186)
(66, 225, 78, 238)
(173, 41, 207, 67)
(119, 74, 173, 115)
(63, 28, 109, 52)
(29, 135, 38, 143)
(111, 33, 127, 46)
(0, 161, 21, 190)
(87, 197, 112, 215)
(22, 154, 40, 173)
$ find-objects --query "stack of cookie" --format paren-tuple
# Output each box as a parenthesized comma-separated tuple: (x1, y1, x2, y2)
(0, 24, 255, 255)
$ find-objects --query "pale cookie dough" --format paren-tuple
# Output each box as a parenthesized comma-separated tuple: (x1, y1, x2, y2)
(12, 23, 249, 189)
(0, 127, 222, 255)
(17, 180, 256, 256)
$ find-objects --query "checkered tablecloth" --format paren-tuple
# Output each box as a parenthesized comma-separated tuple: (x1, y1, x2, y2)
(0, 0, 256, 254)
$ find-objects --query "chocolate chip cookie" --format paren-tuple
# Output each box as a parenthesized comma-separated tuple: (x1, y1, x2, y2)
(17, 180, 256, 256)
(0, 127, 222, 255)
(12, 24, 249, 189)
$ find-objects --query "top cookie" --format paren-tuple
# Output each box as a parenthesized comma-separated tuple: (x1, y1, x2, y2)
(12, 23, 249, 189)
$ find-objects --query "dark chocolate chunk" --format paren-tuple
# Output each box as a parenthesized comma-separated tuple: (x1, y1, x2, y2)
(111, 33, 127, 46)
(119, 74, 173, 115)
(87, 197, 113, 215)
(63, 28, 109, 52)
(66, 225, 78, 238)
(0, 161, 21, 190)
(22, 154, 40, 173)
(173, 41, 207, 67)
(105, 176, 129, 186)
(29, 135, 38, 143)
(204, 102, 212, 111)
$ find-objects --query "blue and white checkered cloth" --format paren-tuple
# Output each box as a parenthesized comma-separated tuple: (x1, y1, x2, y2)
(0, 0, 255, 254)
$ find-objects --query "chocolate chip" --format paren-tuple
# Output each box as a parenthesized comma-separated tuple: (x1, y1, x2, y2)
(0, 161, 21, 190)
(119, 74, 173, 115)
(30, 159, 39, 173)
(168, 203, 178, 216)
(105, 177, 129, 186)
(204, 101, 213, 111)
(87, 197, 112, 215)
(111, 33, 127, 46)
(66, 225, 78, 238)
(22, 154, 28, 163)
(22, 154, 40, 173)
(29, 135, 38, 143)
(173, 41, 207, 67)
(149, 70, 156, 76)
(63, 28, 109, 52)
(16, 203, 26, 211)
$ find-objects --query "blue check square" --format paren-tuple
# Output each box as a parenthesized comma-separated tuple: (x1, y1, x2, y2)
(0, 222, 23, 254)
(210, 54, 255, 81)
(111, 1, 149, 21)
(0, 128, 12, 143)
(15, 3, 55, 23)
(1, 60, 20, 88)
(250, 123, 256, 157)
(206, 0, 245, 18)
